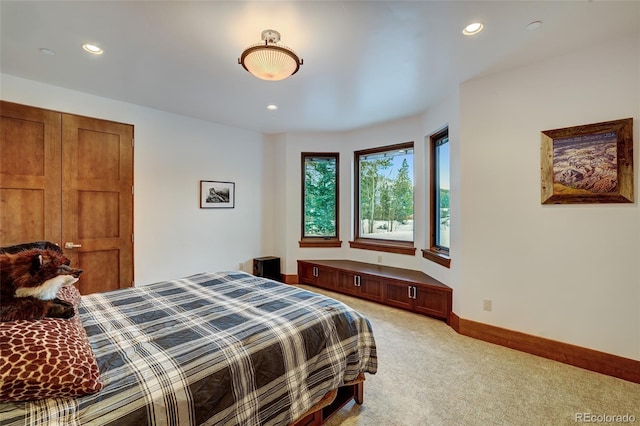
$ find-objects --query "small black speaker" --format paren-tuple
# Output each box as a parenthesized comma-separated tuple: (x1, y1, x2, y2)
(253, 256, 281, 281)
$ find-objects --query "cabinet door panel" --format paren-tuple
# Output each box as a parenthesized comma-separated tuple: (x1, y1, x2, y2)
(337, 271, 358, 295)
(414, 287, 447, 319)
(315, 267, 337, 290)
(298, 262, 317, 285)
(384, 280, 413, 310)
(359, 275, 384, 302)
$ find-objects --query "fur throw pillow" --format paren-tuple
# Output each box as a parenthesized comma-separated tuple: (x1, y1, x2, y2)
(0, 242, 83, 322)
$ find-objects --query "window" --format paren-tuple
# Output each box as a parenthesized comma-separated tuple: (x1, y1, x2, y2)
(350, 142, 416, 255)
(300, 152, 341, 248)
(423, 128, 451, 267)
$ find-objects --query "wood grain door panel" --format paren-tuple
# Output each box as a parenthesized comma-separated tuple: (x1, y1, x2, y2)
(78, 249, 121, 294)
(0, 102, 61, 246)
(383, 280, 413, 310)
(298, 261, 319, 285)
(359, 275, 384, 302)
(0, 189, 45, 244)
(414, 287, 447, 318)
(62, 113, 133, 294)
(315, 267, 337, 290)
(337, 271, 358, 295)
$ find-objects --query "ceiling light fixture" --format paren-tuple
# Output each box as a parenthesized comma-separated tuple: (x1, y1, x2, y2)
(82, 43, 103, 55)
(238, 29, 303, 81)
(266, 104, 278, 111)
(463, 22, 484, 36)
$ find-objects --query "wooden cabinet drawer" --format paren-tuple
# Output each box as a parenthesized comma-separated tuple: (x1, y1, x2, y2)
(298, 261, 337, 290)
(383, 279, 449, 320)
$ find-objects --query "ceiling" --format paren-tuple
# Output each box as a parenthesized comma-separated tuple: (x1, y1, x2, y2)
(1, 1, 638, 134)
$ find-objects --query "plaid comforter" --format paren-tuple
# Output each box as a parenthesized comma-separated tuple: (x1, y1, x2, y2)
(1, 272, 377, 425)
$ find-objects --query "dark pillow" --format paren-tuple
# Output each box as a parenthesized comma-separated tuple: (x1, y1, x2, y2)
(0, 241, 62, 254)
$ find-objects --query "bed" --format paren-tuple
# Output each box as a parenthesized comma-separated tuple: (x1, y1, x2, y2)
(0, 270, 377, 425)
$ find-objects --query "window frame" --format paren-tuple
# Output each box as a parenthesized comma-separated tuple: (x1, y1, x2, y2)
(299, 152, 342, 248)
(422, 127, 451, 267)
(350, 142, 416, 256)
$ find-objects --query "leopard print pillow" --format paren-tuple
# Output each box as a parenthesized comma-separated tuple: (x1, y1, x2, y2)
(0, 286, 103, 401)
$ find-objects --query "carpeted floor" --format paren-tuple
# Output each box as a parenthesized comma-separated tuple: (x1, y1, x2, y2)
(297, 285, 640, 426)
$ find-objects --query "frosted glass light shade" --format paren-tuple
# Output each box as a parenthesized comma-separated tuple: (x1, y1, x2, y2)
(238, 30, 302, 81)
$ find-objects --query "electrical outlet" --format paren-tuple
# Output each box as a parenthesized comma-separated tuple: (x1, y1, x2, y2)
(377, 255, 382, 263)
(483, 299, 492, 312)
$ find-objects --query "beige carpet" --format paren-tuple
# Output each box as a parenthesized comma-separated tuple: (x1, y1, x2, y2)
(297, 285, 640, 426)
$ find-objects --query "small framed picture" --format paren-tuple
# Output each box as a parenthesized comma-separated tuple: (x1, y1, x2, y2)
(200, 180, 235, 208)
(540, 118, 633, 204)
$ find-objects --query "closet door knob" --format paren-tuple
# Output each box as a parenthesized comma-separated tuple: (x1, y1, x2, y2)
(64, 242, 82, 249)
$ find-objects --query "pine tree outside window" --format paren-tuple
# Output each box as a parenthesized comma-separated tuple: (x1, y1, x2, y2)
(434, 134, 450, 251)
(423, 127, 451, 268)
(300, 153, 341, 248)
(350, 142, 416, 255)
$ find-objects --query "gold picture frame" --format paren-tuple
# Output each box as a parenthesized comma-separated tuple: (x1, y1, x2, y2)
(541, 118, 633, 204)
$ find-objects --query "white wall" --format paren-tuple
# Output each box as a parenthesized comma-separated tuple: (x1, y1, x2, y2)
(459, 34, 639, 360)
(1, 74, 271, 286)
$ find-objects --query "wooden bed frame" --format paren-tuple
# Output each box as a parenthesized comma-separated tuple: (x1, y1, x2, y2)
(290, 374, 365, 426)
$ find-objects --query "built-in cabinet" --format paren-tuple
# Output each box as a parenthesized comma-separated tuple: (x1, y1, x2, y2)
(298, 262, 338, 290)
(297, 260, 452, 323)
(384, 279, 448, 318)
(337, 270, 384, 303)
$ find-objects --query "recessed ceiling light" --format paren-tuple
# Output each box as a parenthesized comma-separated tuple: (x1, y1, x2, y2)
(82, 44, 103, 55)
(526, 21, 543, 31)
(266, 104, 278, 111)
(39, 48, 55, 56)
(463, 22, 484, 36)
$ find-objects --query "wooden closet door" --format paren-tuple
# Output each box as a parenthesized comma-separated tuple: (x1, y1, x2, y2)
(61, 114, 134, 294)
(0, 101, 62, 246)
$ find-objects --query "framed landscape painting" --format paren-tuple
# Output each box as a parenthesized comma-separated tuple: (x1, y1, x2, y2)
(540, 118, 633, 204)
(200, 180, 235, 208)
